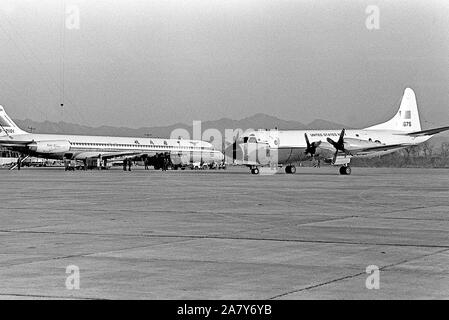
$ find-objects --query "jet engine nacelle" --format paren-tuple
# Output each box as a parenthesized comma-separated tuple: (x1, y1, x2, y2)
(28, 140, 71, 154)
(170, 152, 190, 165)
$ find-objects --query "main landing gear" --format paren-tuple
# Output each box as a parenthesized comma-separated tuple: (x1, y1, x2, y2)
(250, 167, 259, 175)
(285, 165, 296, 174)
(339, 165, 351, 175)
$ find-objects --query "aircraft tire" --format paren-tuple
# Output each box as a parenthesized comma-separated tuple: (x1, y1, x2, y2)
(285, 165, 296, 174)
(251, 167, 260, 175)
(339, 166, 351, 175)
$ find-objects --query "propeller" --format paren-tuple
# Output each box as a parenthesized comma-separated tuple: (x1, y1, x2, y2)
(304, 133, 321, 159)
(326, 129, 347, 164)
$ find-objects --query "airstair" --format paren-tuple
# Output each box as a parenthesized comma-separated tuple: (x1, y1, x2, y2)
(9, 155, 30, 170)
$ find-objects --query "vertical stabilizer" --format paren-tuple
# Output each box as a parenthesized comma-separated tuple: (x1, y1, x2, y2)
(365, 88, 421, 132)
(0, 106, 27, 137)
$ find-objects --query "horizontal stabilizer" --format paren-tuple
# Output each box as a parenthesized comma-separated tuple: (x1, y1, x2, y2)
(404, 126, 449, 137)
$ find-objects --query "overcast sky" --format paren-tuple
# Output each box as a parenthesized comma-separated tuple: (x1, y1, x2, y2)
(0, 0, 448, 128)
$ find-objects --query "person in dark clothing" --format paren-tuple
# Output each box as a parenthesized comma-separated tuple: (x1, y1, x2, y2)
(17, 156, 21, 170)
(163, 153, 171, 171)
(123, 159, 127, 171)
(128, 159, 132, 171)
(144, 158, 149, 170)
(163, 156, 170, 171)
(157, 154, 164, 170)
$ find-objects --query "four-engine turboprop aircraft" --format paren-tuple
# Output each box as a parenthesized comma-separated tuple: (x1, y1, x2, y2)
(233, 88, 449, 175)
(0, 106, 224, 169)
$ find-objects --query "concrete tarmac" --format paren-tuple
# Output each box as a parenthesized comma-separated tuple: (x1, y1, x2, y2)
(0, 166, 448, 299)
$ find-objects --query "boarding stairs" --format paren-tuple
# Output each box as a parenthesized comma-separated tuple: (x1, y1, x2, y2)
(9, 155, 30, 170)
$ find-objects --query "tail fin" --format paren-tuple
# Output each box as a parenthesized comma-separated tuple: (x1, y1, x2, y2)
(0, 106, 27, 136)
(365, 88, 422, 132)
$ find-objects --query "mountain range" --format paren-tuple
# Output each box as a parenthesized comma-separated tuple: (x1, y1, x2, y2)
(13, 113, 349, 138)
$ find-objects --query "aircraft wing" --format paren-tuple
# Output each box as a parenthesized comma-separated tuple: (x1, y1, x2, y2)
(74, 151, 149, 160)
(354, 143, 409, 153)
(319, 140, 408, 154)
(101, 151, 149, 160)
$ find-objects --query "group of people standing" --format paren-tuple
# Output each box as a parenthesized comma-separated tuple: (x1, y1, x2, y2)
(123, 154, 171, 172)
(122, 158, 133, 171)
(154, 153, 171, 171)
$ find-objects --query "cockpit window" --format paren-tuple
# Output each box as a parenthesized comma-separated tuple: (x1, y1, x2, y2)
(248, 137, 257, 143)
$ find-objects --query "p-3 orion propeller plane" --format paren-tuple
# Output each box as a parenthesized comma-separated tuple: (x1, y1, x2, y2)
(231, 88, 449, 175)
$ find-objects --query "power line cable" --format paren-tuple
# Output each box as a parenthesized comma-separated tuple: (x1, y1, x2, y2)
(0, 8, 89, 126)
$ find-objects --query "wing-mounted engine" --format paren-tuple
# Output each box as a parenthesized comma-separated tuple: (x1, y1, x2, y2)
(170, 151, 190, 166)
(28, 140, 71, 154)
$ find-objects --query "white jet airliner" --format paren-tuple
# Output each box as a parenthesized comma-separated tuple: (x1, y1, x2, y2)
(234, 88, 449, 175)
(0, 106, 224, 169)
